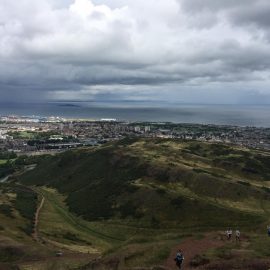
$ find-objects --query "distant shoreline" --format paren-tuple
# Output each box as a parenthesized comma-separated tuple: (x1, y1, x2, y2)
(0, 103, 269, 127)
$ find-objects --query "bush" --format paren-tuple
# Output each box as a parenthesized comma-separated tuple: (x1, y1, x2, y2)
(13, 187, 38, 235)
(0, 152, 17, 160)
(0, 204, 13, 218)
(119, 201, 137, 218)
(63, 232, 81, 242)
(156, 188, 166, 195)
(14, 188, 37, 220)
(0, 162, 15, 178)
(151, 216, 160, 228)
(170, 197, 184, 208)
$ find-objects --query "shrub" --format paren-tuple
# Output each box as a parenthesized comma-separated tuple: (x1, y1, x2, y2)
(156, 188, 166, 195)
(0, 204, 13, 218)
(63, 232, 81, 242)
(118, 201, 137, 218)
(170, 197, 184, 208)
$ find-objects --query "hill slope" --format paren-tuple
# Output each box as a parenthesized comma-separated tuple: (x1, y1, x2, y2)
(19, 138, 270, 229)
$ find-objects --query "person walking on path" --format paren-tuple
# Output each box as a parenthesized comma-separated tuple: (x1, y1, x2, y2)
(235, 229, 240, 242)
(174, 249, 184, 269)
(226, 229, 232, 240)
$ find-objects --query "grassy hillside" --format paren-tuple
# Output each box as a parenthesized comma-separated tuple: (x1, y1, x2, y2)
(2, 138, 270, 269)
(19, 138, 270, 229)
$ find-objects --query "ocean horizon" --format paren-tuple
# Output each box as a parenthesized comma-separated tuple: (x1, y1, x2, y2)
(0, 102, 270, 127)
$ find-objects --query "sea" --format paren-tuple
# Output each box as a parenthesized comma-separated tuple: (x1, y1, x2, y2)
(0, 102, 270, 127)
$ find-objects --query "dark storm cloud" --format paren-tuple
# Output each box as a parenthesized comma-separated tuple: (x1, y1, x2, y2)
(180, 0, 254, 12)
(181, 0, 270, 33)
(229, 3, 270, 29)
(0, 0, 270, 103)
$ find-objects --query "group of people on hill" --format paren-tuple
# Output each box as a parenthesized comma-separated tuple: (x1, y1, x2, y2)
(173, 227, 270, 269)
(172, 226, 270, 269)
(173, 229, 241, 269)
(226, 228, 240, 242)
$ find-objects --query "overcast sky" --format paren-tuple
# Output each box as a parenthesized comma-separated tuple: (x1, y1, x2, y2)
(1, 0, 270, 105)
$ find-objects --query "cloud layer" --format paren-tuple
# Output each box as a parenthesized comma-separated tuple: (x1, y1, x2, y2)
(1, 0, 270, 104)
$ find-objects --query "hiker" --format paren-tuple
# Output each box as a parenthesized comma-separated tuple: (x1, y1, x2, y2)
(174, 249, 184, 269)
(267, 226, 270, 237)
(226, 229, 232, 240)
(235, 229, 240, 242)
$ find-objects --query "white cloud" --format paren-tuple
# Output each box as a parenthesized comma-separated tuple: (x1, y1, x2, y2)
(0, 0, 270, 103)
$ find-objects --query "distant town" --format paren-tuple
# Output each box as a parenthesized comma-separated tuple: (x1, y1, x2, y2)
(0, 115, 270, 155)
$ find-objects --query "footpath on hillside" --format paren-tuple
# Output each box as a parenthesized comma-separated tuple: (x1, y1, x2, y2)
(32, 192, 45, 242)
(165, 233, 224, 270)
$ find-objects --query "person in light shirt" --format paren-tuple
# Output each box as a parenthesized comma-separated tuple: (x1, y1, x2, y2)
(226, 228, 233, 240)
(235, 229, 240, 242)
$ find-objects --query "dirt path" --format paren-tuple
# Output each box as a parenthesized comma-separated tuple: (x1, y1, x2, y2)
(165, 233, 225, 270)
(32, 194, 45, 241)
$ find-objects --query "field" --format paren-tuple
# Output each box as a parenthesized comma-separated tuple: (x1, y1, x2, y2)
(1, 138, 270, 269)
(0, 159, 8, 165)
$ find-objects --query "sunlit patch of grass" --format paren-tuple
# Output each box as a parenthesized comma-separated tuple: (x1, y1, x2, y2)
(0, 160, 8, 165)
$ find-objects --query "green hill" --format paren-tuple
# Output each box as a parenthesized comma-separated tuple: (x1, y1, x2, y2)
(2, 138, 270, 269)
(19, 138, 270, 229)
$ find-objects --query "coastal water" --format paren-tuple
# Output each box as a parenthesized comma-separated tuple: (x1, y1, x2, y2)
(0, 102, 270, 127)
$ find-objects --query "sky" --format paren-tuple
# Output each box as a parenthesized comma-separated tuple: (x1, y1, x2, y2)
(1, 0, 270, 105)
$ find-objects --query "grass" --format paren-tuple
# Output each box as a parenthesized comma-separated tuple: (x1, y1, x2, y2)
(249, 234, 270, 257)
(18, 185, 268, 268)
(13, 186, 38, 235)
(37, 187, 182, 245)
(19, 139, 270, 229)
(34, 186, 191, 269)
(10, 138, 270, 268)
(20, 258, 92, 270)
(0, 184, 96, 269)
(38, 187, 120, 252)
(0, 185, 34, 241)
(0, 160, 8, 165)
(9, 131, 36, 140)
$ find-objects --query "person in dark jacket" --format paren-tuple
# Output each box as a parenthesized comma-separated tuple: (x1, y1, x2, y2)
(174, 249, 184, 269)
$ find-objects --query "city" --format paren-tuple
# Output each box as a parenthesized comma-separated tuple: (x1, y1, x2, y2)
(0, 115, 269, 155)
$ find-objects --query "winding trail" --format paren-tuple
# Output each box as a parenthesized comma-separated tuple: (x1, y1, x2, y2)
(32, 193, 45, 242)
(165, 233, 225, 270)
